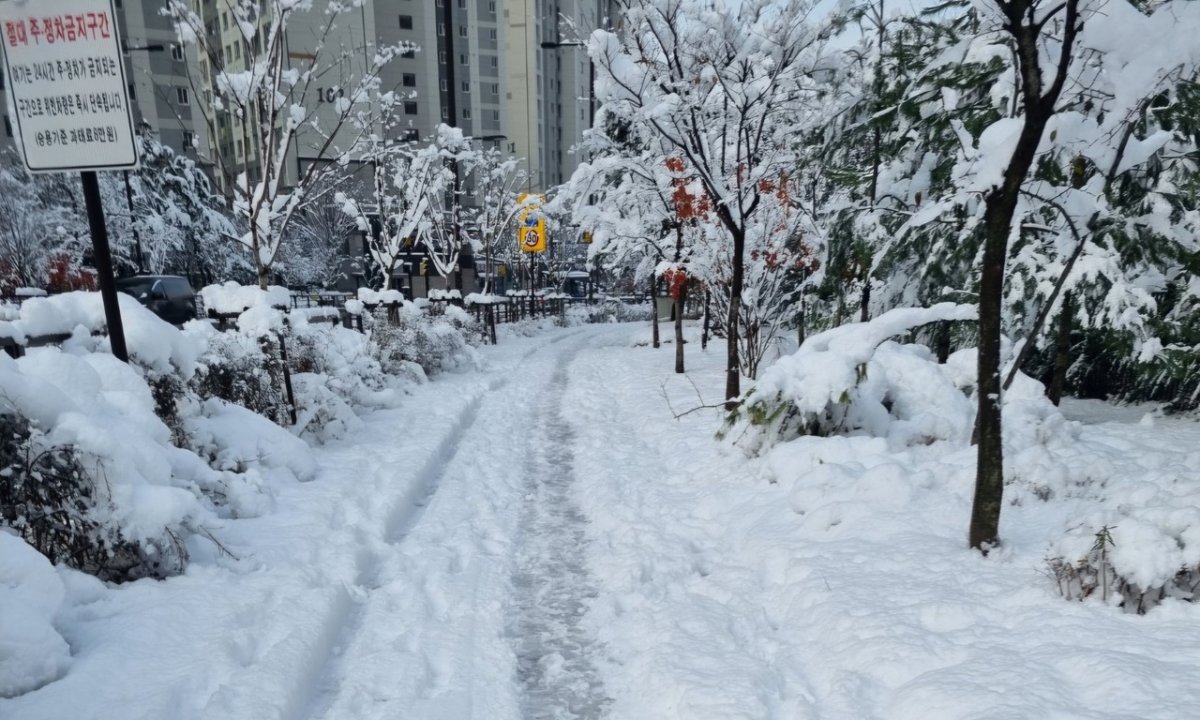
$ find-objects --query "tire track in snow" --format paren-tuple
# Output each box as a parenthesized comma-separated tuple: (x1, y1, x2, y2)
(509, 349, 613, 719)
(290, 376, 503, 720)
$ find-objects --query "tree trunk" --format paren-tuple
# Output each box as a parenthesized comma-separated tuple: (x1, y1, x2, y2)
(968, 0, 1078, 552)
(725, 230, 745, 409)
(936, 320, 951, 364)
(1048, 292, 1072, 405)
(651, 275, 660, 349)
(860, 276, 871, 322)
(256, 264, 270, 291)
(701, 290, 710, 351)
(674, 283, 687, 373)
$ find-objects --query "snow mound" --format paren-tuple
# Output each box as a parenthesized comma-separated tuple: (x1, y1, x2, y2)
(0, 533, 70, 699)
(199, 282, 290, 315)
(186, 399, 316, 486)
(356, 288, 404, 305)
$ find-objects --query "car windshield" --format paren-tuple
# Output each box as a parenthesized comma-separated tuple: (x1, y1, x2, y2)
(116, 279, 159, 297)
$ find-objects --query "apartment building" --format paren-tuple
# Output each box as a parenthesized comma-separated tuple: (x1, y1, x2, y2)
(503, 0, 601, 190)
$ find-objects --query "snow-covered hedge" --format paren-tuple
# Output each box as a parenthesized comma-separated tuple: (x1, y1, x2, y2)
(1, 291, 200, 374)
(370, 301, 481, 376)
(0, 284, 487, 584)
(725, 304, 979, 452)
(0, 295, 319, 582)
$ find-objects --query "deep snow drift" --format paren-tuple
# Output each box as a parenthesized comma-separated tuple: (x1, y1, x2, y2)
(5, 322, 1200, 719)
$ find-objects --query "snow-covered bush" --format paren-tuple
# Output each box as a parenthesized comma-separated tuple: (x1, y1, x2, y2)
(0, 412, 154, 580)
(1047, 490, 1200, 614)
(589, 299, 654, 324)
(186, 323, 291, 425)
(724, 304, 980, 453)
(0, 351, 203, 581)
(371, 302, 480, 376)
(725, 303, 1070, 457)
(428, 301, 486, 343)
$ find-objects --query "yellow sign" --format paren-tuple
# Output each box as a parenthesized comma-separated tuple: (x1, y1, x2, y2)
(518, 193, 546, 253)
(581, 231, 593, 244)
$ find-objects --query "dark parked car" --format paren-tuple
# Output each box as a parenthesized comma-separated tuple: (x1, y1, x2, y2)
(116, 275, 198, 325)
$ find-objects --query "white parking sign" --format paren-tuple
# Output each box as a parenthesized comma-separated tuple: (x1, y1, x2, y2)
(0, 0, 137, 172)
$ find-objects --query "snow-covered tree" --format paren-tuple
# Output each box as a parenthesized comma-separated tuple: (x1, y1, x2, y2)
(873, 0, 1200, 549)
(280, 194, 353, 288)
(119, 134, 241, 280)
(167, 0, 407, 288)
(589, 0, 839, 404)
(461, 143, 526, 294)
(415, 126, 486, 289)
(339, 137, 448, 288)
(0, 151, 79, 291)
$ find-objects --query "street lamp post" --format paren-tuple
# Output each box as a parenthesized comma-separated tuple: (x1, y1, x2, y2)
(540, 40, 595, 128)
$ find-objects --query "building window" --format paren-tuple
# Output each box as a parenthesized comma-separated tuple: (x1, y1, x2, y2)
(404, 101, 418, 115)
(491, 83, 499, 95)
(441, 107, 449, 120)
(171, 44, 184, 61)
(403, 128, 420, 142)
(402, 49, 416, 59)
(457, 0, 466, 7)
(221, 12, 228, 30)
(489, 28, 497, 41)
(234, 43, 241, 59)
(462, 108, 471, 119)
(459, 53, 468, 66)
(439, 50, 447, 63)
(399, 15, 413, 30)
(438, 23, 445, 36)
(403, 73, 417, 87)
(460, 81, 469, 92)
(128, 82, 136, 100)
(459, 25, 468, 38)
(182, 131, 195, 149)
(440, 78, 448, 91)
(488, 1, 496, 12)
(491, 109, 500, 121)
(176, 87, 189, 105)
(489, 56, 498, 69)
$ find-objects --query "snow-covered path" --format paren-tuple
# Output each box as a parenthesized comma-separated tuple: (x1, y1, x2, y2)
(3, 326, 624, 720)
(304, 327, 614, 720)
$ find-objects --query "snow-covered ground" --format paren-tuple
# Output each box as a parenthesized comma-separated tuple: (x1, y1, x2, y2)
(6, 322, 1200, 719)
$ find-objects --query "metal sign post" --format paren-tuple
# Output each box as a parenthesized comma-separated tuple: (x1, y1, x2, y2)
(0, 0, 140, 362)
